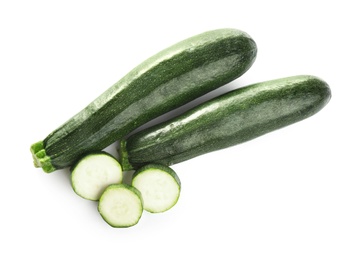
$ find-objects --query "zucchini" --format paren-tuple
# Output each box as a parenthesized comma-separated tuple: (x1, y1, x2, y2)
(120, 75, 331, 170)
(30, 28, 257, 173)
(132, 164, 181, 213)
(98, 184, 143, 228)
(70, 152, 123, 201)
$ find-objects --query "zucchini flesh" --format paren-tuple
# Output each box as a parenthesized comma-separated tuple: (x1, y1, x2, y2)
(98, 184, 143, 228)
(30, 28, 257, 173)
(71, 152, 122, 201)
(132, 164, 181, 213)
(120, 75, 331, 170)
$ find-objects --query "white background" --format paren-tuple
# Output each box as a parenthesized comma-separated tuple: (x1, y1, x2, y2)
(1, 0, 349, 259)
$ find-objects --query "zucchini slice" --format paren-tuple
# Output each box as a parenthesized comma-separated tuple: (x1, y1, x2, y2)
(98, 184, 143, 228)
(31, 28, 257, 173)
(120, 75, 331, 170)
(132, 164, 181, 213)
(71, 152, 122, 201)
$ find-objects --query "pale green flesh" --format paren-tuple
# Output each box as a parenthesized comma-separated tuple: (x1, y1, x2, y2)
(71, 153, 123, 201)
(98, 184, 143, 228)
(132, 168, 180, 213)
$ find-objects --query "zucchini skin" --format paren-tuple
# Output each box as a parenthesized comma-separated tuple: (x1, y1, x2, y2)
(31, 28, 257, 173)
(120, 75, 331, 170)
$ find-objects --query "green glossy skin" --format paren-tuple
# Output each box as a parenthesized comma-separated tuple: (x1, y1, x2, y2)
(120, 75, 331, 170)
(31, 28, 257, 173)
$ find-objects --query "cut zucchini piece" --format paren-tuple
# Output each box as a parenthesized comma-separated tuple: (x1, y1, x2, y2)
(71, 152, 123, 201)
(98, 184, 143, 228)
(132, 164, 181, 213)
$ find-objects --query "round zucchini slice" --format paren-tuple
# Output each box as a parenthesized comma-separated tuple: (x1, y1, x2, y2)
(71, 152, 123, 201)
(132, 164, 181, 213)
(98, 184, 143, 228)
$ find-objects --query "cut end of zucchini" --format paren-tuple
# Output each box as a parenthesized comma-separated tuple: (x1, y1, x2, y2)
(71, 152, 123, 201)
(98, 184, 143, 228)
(30, 141, 56, 173)
(132, 164, 181, 213)
(120, 139, 134, 171)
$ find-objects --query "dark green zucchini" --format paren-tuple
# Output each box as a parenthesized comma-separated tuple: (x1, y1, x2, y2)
(30, 28, 257, 173)
(120, 75, 331, 170)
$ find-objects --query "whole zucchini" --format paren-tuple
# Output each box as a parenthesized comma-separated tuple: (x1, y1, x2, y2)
(31, 28, 257, 173)
(120, 75, 331, 170)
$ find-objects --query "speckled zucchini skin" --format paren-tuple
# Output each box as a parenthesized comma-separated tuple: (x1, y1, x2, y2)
(120, 75, 331, 170)
(30, 28, 257, 173)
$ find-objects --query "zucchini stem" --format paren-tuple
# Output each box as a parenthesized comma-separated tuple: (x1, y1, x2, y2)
(30, 141, 56, 173)
(119, 139, 133, 171)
